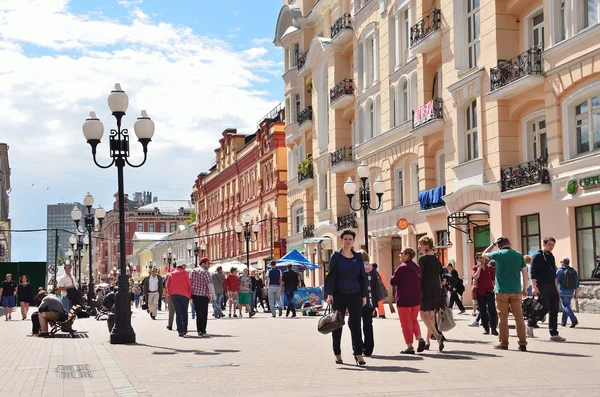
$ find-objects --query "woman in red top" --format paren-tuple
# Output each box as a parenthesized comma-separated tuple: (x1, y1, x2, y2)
(472, 254, 498, 335)
(224, 268, 240, 318)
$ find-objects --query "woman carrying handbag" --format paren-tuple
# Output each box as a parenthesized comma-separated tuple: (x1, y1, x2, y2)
(323, 230, 367, 366)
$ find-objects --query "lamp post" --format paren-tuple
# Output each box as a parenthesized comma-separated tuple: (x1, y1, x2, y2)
(163, 247, 175, 270)
(71, 193, 105, 305)
(68, 232, 88, 289)
(235, 213, 259, 271)
(82, 83, 155, 344)
(187, 242, 200, 267)
(343, 161, 385, 254)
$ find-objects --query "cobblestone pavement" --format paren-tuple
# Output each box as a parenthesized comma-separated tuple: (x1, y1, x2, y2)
(0, 304, 599, 397)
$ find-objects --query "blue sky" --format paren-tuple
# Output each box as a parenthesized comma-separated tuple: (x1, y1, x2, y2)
(0, 0, 285, 261)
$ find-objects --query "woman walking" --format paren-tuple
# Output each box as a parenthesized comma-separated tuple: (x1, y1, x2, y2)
(224, 268, 240, 318)
(17, 275, 33, 320)
(418, 236, 446, 352)
(324, 230, 367, 366)
(133, 283, 141, 308)
(390, 248, 426, 354)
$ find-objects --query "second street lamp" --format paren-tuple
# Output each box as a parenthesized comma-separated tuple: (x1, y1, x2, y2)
(344, 161, 385, 254)
(235, 213, 259, 271)
(71, 193, 105, 306)
(69, 231, 89, 290)
(187, 242, 199, 267)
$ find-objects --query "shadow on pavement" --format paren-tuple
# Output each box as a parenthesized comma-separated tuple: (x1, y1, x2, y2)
(526, 350, 591, 358)
(213, 349, 241, 353)
(339, 365, 427, 373)
(449, 339, 493, 345)
(419, 350, 500, 360)
(567, 326, 600, 331)
(540, 340, 600, 346)
(370, 355, 424, 361)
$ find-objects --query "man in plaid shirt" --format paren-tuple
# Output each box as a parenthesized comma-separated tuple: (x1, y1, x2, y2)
(191, 257, 216, 336)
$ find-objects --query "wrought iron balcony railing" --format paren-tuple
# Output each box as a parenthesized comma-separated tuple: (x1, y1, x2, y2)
(412, 98, 444, 129)
(331, 13, 352, 39)
(490, 44, 544, 91)
(337, 213, 358, 231)
(331, 146, 353, 168)
(296, 51, 307, 70)
(500, 157, 550, 192)
(297, 106, 313, 126)
(330, 79, 354, 105)
(410, 9, 442, 47)
(298, 163, 313, 184)
(303, 225, 315, 239)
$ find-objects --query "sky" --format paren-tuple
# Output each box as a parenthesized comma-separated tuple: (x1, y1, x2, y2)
(0, 0, 284, 261)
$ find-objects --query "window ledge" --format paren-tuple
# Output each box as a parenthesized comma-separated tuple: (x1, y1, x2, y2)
(358, 81, 382, 102)
(545, 23, 600, 61)
(551, 151, 600, 176)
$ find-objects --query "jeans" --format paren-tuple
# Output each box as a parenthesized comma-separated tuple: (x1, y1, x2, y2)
(61, 296, 72, 312)
(192, 295, 210, 333)
(213, 293, 224, 318)
(134, 294, 140, 308)
(560, 295, 578, 326)
(477, 291, 498, 332)
(267, 286, 281, 317)
(285, 289, 296, 316)
(397, 305, 422, 345)
(171, 295, 189, 334)
(332, 291, 363, 356)
(361, 305, 374, 355)
(191, 302, 196, 318)
(538, 285, 560, 336)
(496, 293, 527, 347)
(251, 290, 257, 312)
(449, 291, 465, 311)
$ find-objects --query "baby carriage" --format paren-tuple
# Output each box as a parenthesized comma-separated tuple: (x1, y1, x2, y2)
(522, 296, 546, 337)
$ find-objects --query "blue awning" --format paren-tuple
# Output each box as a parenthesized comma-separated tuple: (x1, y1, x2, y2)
(418, 186, 446, 210)
(272, 249, 319, 270)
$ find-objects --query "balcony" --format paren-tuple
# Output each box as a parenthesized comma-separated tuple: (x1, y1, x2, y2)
(296, 51, 307, 71)
(297, 160, 314, 188)
(330, 146, 354, 173)
(411, 98, 444, 137)
(297, 106, 313, 131)
(337, 213, 358, 231)
(500, 157, 550, 193)
(330, 79, 354, 109)
(331, 13, 353, 44)
(489, 44, 545, 100)
(303, 225, 315, 239)
(410, 9, 442, 54)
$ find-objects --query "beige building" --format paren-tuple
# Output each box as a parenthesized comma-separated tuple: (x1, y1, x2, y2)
(276, 0, 600, 310)
(0, 143, 11, 262)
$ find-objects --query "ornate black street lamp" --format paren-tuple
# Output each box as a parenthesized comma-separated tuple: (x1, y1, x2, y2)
(71, 193, 105, 305)
(187, 242, 200, 267)
(68, 231, 88, 289)
(163, 247, 176, 270)
(235, 213, 259, 270)
(82, 83, 155, 344)
(344, 161, 385, 254)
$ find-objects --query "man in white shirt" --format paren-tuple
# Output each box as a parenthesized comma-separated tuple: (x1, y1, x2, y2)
(56, 263, 78, 312)
(143, 267, 163, 319)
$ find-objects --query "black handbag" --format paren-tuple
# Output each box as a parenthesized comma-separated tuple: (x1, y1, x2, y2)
(141, 301, 148, 310)
(317, 304, 345, 334)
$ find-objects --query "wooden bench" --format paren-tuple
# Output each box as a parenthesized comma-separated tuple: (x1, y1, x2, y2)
(49, 305, 83, 337)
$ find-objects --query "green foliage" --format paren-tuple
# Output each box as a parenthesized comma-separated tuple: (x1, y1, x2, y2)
(57, 256, 67, 267)
(297, 156, 313, 176)
(307, 79, 313, 95)
(184, 209, 196, 225)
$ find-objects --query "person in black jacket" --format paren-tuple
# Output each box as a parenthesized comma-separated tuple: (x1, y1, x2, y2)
(530, 236, 565, 342)
(446, 263, 465, 313)
(282, 265, 299, 317)
(324, 230, 367, 366)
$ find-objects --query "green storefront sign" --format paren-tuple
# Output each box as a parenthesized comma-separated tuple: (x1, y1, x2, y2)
(566, 175, 600, 194)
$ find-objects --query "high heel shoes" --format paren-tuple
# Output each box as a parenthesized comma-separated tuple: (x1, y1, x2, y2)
(335, 355, 343, 364)
(353, 354, 366, 366)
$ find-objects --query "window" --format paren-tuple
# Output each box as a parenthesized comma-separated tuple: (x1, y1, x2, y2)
(521, 214, 541, 255)
(558, 0, 567, 42)
(293, 204, 304, 234)
(467, 0, 480, 69)
(411, 161, 419, 203)
(404, 9, 410, 55)
(576, 204, 600, 279)
(292, 43, 299, 67)
(532, 12, 544, 47)
(530, 118, 548, 159)
(295, 94, 301, 123)
(436, 149, 446, 186)
(466, 100, 479, 161)
(583, 0, 599, 29)
(285, 48, 290, 70)
(149, 223, 154, 233)
(137, 222, 143, 232)
(320, 173, 328, 211)
(359, 27, 378, 90)
(159, 223, 166, 233)
(402, 81, 408, 122)
(389, 85, 397, 127)
(436, 230, 449, 265)
(170, 222, 176, 232)
(575, 95, 600, 155)
(369, 101, 375, 138)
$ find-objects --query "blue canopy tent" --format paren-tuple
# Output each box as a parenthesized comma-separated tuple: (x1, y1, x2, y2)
(272, 249, 319, 271)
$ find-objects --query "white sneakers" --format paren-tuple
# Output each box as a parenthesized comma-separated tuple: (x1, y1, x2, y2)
(550, 335, 566, 342)
(526, 326, 535, 338)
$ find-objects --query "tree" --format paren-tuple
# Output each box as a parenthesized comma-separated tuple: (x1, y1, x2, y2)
(57, 255, 68, 267)
(184, 209, 196, 225)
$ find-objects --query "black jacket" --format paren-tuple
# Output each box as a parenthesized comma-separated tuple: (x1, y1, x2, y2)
(530, 249, 557, 285)
(282, 270, 299, 291)
(324, 249, 367, 297)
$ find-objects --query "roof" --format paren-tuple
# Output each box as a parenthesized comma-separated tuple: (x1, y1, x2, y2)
(136, 200, 194, 216)
(133, 232, 171, 241)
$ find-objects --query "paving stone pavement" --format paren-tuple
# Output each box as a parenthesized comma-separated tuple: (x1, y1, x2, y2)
(0, 305, 599, 397)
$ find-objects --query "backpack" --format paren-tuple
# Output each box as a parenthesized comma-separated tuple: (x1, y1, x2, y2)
(561, 267, 578, 290)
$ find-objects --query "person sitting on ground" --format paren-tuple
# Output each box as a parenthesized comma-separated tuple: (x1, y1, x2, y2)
(31, 290, 68, 337)
(102, 287, 117, 311)
(95, 288, 105, 305)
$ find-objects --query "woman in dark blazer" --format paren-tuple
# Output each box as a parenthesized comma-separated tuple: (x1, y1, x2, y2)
(324, 229, 367, 366)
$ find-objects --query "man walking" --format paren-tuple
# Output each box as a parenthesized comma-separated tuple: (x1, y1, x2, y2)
(266, 261, 283, 317)
(530, 237, 565, 342)
(56, 264, 78, 312)
(211, 266, 226, 319)
(1, 273, 17, 321)
(472, 254, 498, 336)
(143, 267, 163, 320)
(483, 237, 528, 351)
(282, 264, 299, 318)
(167, 260, 192, 337)
(557, 258, 579, 328)
(191, 257, 216, 336)
(446, 263, 466, 313)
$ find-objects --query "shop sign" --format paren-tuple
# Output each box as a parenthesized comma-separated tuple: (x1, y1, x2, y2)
(397, 218, 409, 231)
(567, 175, 600, 194)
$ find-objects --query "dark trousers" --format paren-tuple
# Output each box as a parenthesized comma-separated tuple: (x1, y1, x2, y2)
(538, 285, 560, 336)
(158, 295, 162, 311)
(332, 291, 363, 356)
(285, 290, 296, 316)
(361, 305, 374, 355)
(31, 312, 40, 333)
(171, 294, 189, 333)
(255, 290, 265, 310)
(477, 291, 498, 332)
(449, 291, 465, 311)
(192, 295, 209, 334)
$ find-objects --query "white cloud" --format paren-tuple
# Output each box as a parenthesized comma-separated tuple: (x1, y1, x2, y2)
(0, 0, 281, 260)
(118, 0, 144, 7)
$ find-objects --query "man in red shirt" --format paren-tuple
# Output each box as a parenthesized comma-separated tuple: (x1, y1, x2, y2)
(472, 253, 498, 336)
(166, 260, 192, 337)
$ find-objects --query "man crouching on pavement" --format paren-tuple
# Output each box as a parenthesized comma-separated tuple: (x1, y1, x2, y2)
(31, 290, 68, 337)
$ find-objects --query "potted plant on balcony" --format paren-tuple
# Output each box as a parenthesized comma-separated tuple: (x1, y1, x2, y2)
(297, 156, 313, 179)
(307, 79, 313, 95)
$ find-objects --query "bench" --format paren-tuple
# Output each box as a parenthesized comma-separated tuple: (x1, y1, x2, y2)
(49, 305, 83, 337)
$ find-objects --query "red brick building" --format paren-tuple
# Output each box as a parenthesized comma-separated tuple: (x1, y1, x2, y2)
(193, 107, 288, 271)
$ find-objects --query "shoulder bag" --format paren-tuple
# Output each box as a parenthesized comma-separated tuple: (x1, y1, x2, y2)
(317, 304, 345, 335)
(375, 273, 388, 302)
(436, 306, 456, 332)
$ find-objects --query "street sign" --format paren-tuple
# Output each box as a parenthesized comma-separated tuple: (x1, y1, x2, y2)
(397, 218, 409, 231)
(48, 266, 56, 275)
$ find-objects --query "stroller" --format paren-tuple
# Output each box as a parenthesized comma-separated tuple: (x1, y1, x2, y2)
(522, 296, 546, 337)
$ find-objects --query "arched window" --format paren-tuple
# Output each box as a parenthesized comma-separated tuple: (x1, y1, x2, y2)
(402, 80, 409, 122)
(389, 85, 397, 127)
(369, 101, 375, 139)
